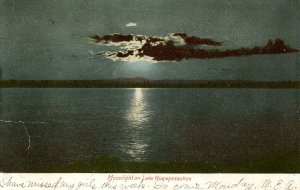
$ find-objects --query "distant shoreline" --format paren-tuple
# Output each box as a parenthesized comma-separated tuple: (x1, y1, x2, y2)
(1, 80, 299, 88)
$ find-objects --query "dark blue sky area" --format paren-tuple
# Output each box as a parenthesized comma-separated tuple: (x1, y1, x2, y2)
(0, 0, 299, 80)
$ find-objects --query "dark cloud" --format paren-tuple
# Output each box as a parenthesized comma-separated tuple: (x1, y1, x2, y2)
(89, 33, 299, 62)
(173, 33, 222, 46)
(89, 34, 134, 43)
(138, 38, 298, 61)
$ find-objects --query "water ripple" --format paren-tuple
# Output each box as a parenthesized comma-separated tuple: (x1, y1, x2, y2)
(0, 119, 47, 125)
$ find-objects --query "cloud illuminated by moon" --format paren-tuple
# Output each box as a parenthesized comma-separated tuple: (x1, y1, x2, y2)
(126, 22, 137, 27)
(89, 33, 298, 62)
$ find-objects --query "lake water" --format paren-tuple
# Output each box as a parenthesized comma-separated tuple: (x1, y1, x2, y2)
(0, 88, 299, 172)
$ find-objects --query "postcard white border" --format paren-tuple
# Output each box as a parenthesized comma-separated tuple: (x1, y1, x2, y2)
(0, 173, 299, 190)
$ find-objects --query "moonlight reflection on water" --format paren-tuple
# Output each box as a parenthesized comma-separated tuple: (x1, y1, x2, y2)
(127, 88, 146, 126)
(123, 88, 150, 161)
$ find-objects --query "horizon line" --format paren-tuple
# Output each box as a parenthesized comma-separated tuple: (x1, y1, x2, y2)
(0, 80, 299, 89)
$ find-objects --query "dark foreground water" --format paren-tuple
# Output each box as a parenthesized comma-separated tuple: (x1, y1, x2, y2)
(0, 88, 299, 172)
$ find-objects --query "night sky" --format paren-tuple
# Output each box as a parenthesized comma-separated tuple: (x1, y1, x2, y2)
(0, 0, 299, 80)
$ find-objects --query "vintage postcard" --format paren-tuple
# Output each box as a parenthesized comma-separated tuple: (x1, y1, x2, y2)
(0, 0, 299, 180)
